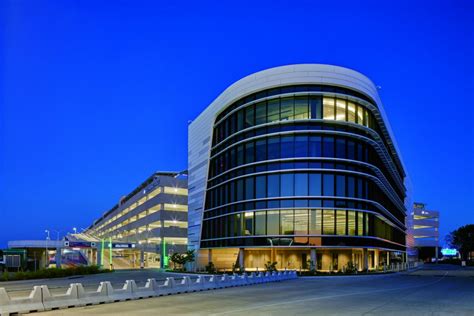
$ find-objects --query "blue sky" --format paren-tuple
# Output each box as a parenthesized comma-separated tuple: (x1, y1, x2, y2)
(1, 0, 473, 247)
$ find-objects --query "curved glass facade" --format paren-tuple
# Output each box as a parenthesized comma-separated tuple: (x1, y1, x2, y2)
(200, 85, 407, 257)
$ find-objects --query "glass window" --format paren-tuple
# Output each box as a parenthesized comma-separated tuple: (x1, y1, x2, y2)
(245, 105, 254, 128)
(267, 210, 279, 235)
(309, 136, 321, 157)
(336, 210, 346, 235)
(347, 102, 356, 123)
(245, 177, 254, 200)
(244, 212, 254, 235)
(255, 139, 267, 162)
(309, 173, 322, 196)
(323, 209, 335, 234)
(255, 211, 266, 235)
(336, 99, 346, 121)
(237, 110, 244, 131)
(336, 175, 345, 197)
(237, 144, 244, 166)
(234, 213, 242, 236)
(281, 173, 294, 196)
(356, 105, 364, 124)
(323, 137, 334, 157)
(280, 210, 294, 235)
(348, 211, 356, 235)
(267, 136, 280, 160)
(357, 212, 364, 236)
(236, 179, 244, 201)
(294, 209, 308, 235)
(245, 141, 255, 164)
(364, 108, 369, 127)
(347, 176, 355, 198)
(294, 96, 309, 120)
(294, 135, 308, 157)
(323, 174, 334, 196)
(280, 97, 294, 121)
(267, 99, 280, 123)
(347, 140, 355, 160)
(336, 138, 346, 158)
(295, 173, 308, 196)
(310, 96, 322, 119)
(267, 174, 280, 197)
(309, 209, 321, 234)
(323, 97, 335, 120)
(255, 101, 267, 125)
(256, 175, 266, 198)
(280, 135, 294, 159)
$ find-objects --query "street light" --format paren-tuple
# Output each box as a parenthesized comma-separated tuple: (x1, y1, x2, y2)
(73, 227, 77, 234)
(44, 230, 50, 268)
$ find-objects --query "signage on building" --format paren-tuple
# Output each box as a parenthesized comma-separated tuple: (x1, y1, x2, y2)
(110, 243, 136, 249)
(65, 241, 94, 248)
(441, 248, 457, 256)
(413, 202, 426, 210)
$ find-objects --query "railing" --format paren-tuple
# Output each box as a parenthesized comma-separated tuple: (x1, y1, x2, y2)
(0, 271, 297, 315)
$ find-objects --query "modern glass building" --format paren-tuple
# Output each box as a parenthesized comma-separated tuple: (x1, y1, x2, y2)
(188, 64, 410, 272)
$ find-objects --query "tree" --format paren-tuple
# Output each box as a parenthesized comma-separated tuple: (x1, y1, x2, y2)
(447, 224, 474, 261)
(169, 249, 195, 271)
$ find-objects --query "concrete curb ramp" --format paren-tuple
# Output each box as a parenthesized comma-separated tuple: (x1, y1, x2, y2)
(0, 270, 297, 315)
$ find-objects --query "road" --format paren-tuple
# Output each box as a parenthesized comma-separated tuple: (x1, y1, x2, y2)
(0, 269, 194, 298)
(35, 264, 474, 315)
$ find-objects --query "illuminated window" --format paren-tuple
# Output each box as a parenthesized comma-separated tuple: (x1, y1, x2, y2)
(336, 210, 346, 235)
(164, 220, 187, 228)
(323, 209, 335, 235)
(323, 97, 335, 120)
(280, 210, 294, 235)
(348, 102, 356, 123)
(164, 203, 187, 212)
(147, 187, 162, 199)
(336, 99, 346, 121)
(164, 187, 188, 196)
(348, 211, 356, 235)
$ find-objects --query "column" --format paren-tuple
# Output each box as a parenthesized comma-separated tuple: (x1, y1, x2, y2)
(386, 251, 390, 266)
(238, 248, 245, 270)
(140, 250, 145, 269)
(374, 249, 379, 269)
(208, 249, 213, 264)
(363, 248, 368, 271)
(310, 249, 317, 271)
(55, 248, 62, 268)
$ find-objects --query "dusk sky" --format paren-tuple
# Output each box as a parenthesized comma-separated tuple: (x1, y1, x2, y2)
(1, 0, 473, 248)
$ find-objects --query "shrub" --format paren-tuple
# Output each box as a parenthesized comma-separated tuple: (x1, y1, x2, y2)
(264, 261, 278, 272)
(0, 265, 110, 282)
(205, 261, 217, 274)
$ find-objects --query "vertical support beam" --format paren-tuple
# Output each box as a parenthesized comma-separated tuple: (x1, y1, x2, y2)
(140, 250, 145, 269)
(435, 246, 438, 263)
(108, 237, 113, 270)
(239, 248, 245, 270)
(55, 248, 62, 269)
(363, 248, 368, 271)
(208, 249, 213, 264)
(310, 249, 317, 271)
(374, 249, 379, 269)
(100, 239, 105, 268)
(386, 251, 390, 266)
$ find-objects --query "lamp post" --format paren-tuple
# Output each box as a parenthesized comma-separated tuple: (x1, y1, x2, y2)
(45, 230, 50, 268)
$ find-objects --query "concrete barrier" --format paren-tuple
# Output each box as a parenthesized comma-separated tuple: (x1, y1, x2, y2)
(0, 271, 297, 315)
(76, 281, 113, 306)
(0, 286, 44, 315)
(42, 284, 81, 310)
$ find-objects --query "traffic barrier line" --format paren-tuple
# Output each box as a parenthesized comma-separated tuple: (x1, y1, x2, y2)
(0, 271, 298, 315)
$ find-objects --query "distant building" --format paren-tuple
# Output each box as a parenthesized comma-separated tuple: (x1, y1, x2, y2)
(85, 171, 188, 269)
(407, 202, 440, 262)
